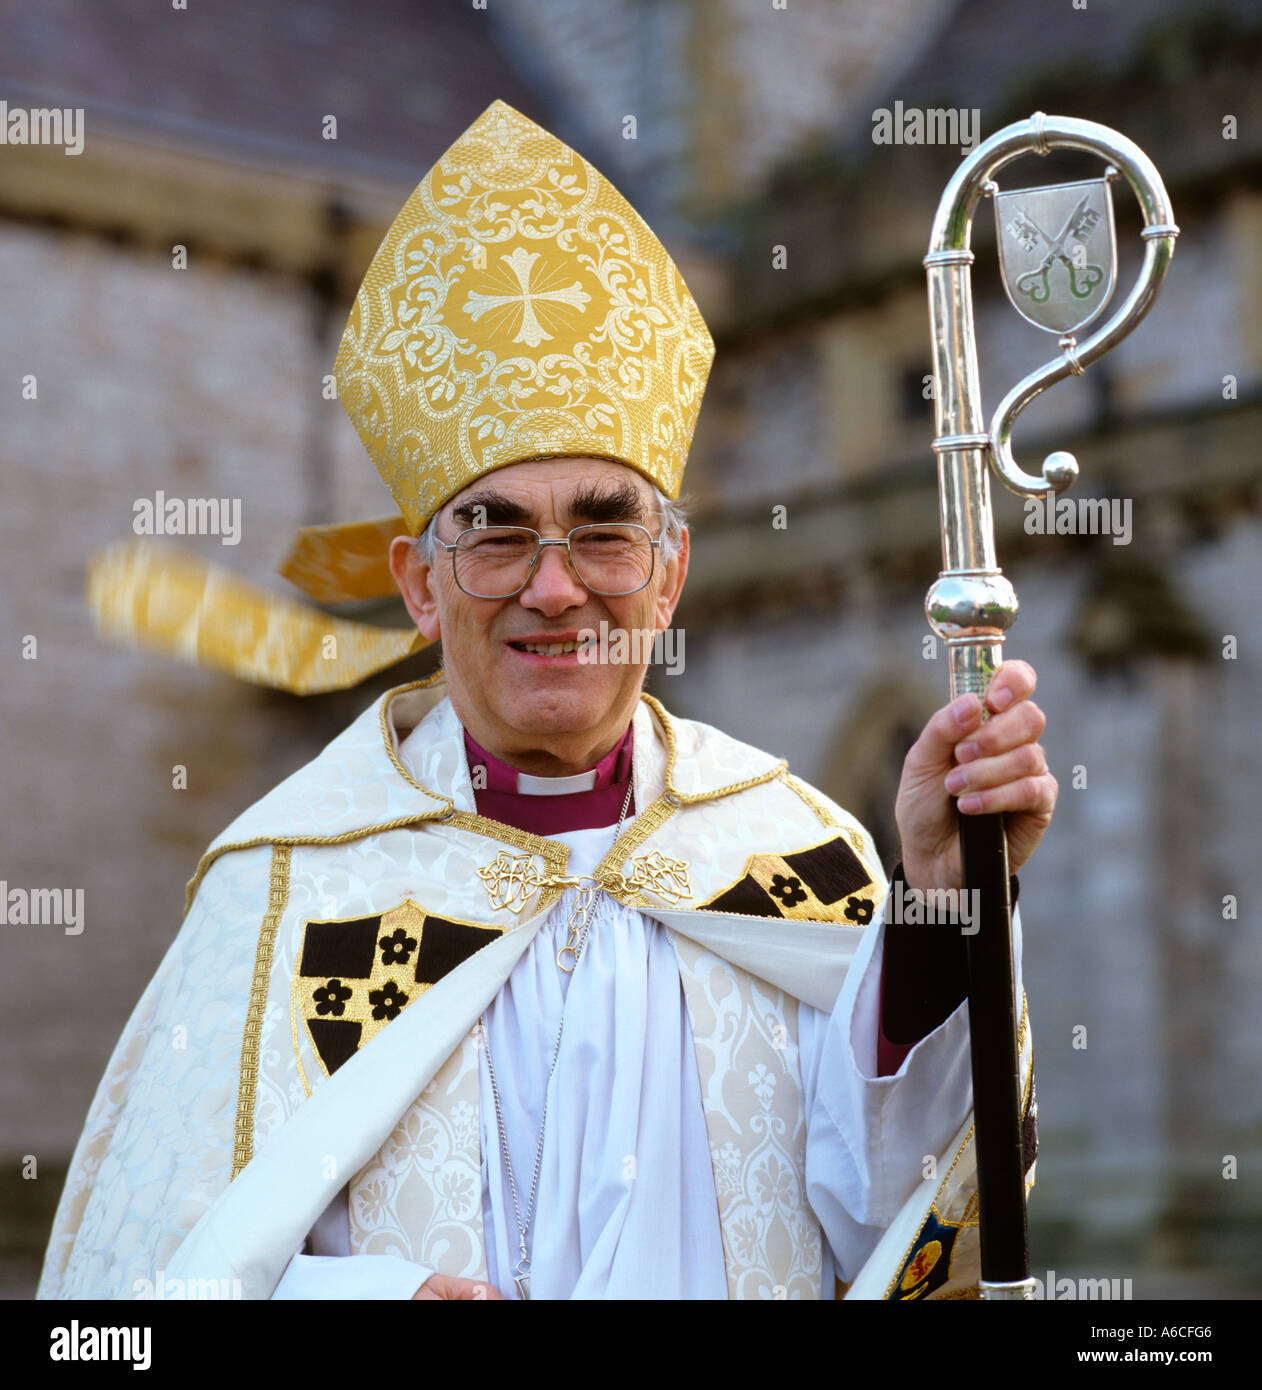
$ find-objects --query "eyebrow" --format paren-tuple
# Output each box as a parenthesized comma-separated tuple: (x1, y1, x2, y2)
(450, 490, 532, 527)
(563, 480, 649, 525)
(448, 479, 650, 529)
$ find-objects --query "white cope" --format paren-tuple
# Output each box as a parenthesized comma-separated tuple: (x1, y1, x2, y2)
(272, 731, 997, 1300)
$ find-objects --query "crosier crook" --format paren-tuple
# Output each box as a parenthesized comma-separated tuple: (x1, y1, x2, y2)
(921, 111, 1177, 1299)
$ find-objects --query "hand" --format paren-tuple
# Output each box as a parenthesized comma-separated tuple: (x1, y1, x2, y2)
(413, 1273, 506, 1300)
(894, 659, 1057, 895)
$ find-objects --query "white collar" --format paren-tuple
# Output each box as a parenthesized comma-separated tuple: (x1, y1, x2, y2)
(514, 768, 599, 795)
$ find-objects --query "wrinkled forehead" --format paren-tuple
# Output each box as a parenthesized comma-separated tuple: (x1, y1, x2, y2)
(438, 457, 658, 530)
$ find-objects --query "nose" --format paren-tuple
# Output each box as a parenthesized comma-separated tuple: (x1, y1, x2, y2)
(518, 540, 588, 613)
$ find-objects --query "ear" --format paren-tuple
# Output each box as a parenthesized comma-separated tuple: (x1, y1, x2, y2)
(389, 534, 443, 642)
(652, 526, 689, 632)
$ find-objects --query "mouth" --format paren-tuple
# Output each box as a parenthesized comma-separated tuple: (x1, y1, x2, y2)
(508, 638, 584, 656)
(504, 632, 594, 664)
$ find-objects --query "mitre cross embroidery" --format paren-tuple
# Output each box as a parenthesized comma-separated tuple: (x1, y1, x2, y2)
(463, 247, 591, 347)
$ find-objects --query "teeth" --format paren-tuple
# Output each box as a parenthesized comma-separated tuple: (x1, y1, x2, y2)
(518, 640, 579, 655)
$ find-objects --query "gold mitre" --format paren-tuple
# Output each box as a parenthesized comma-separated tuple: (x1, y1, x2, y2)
(85, 100, 714, 694)
(334, 97, 714, 535)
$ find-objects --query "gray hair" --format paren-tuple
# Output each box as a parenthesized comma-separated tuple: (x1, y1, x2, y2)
(413, 482, 688, 566)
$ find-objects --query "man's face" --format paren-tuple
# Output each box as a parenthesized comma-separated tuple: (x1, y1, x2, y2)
(389, 457, 688, 773)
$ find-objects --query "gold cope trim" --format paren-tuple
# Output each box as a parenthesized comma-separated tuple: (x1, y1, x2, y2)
(232, 843, 293, 1180)
(779, 769, 840, 828)
(778, 770, 876, 872)
(377, 672, 452, 794)
(640, 693, 788, 806)
(183, 676, 454, 915)
(183, 812, 454, 917)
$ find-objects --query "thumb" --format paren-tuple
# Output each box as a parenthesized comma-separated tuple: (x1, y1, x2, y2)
(905, 693, 983, 777)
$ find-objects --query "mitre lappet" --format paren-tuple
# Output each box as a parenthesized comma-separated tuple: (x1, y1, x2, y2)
(86, 98, 716, 693)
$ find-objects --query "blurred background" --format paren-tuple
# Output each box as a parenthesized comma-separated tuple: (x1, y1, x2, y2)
(2, 0, 1259, 1299)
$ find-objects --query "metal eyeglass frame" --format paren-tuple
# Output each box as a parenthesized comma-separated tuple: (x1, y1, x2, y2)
(438, 523, 661, 599)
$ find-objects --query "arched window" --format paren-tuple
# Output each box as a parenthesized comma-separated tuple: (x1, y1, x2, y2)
(818, 677, 939, 877)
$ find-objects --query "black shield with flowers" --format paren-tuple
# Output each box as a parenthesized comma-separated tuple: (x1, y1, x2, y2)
(697, 834, 880, 926)
(294, 899, 503, 1078)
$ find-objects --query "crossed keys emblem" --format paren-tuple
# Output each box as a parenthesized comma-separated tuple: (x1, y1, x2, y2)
(1008, 196, 1103, 301)
(477, 849, 692, 915)
(994, 177, 1117, 335)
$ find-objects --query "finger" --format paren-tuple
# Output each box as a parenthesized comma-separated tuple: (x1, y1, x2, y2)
(956, 771, 1058, 817)
(945, 742, 1048, 796)
(463, 1280, 506, 1300)
(906, 693, 985, 773)
(954, 700, 1045, 763)
(985, 658, 1037, 714)
(450, 1277, 506, 1300)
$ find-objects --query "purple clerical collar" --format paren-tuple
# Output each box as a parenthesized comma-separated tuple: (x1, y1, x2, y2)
(462, 726, 635, 835)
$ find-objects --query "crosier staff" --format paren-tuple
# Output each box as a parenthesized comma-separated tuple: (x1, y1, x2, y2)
(922, 112, 1177, 1299)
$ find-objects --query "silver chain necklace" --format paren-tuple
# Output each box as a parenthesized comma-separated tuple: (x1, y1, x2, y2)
(480, 770, 635, 1302)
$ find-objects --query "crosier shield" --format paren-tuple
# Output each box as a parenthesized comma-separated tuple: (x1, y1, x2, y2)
(994, 176, 1117, 334)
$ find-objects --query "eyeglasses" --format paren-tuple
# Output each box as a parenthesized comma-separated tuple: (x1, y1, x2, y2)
(439, 523, 660, 599)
